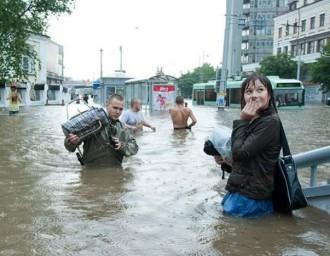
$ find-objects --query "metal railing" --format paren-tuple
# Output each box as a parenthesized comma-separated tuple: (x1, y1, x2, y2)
(293, 146, 330, 187)
(293, 146, 330, 213)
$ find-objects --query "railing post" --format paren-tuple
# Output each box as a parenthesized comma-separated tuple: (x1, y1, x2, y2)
(310, 164, 318, 187)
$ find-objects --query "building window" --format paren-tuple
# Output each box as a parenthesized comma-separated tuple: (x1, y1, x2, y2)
(22, 56, 29, 71)
(289, 2, 297, 11)
(278, 27, 282, 38)
(283, 46, 288, 55)
(307, 41, 315, 54)
(310, 17, 315, 29)
(243, 3, 250, 9)
(241, 42, 249, 50)
(303, 0, 307, 5)
(277, 47, 282, 54)
(242, 29, 250, 36)
(301, 19, 306, 32)
(285, 24, 289, 36)
(300, 43, 306, 55)
(320, 13, 325, 27)
(276, 0, 280, 7)
(316, 39, 325, 52)
(241, 54, 249, 64)
(291, 45, 297, 56)
(293, 22, 298, 34)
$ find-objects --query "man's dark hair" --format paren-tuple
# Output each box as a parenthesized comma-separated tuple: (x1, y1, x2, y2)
(107, 94, 124, 105)
(175, 96, 184, 104)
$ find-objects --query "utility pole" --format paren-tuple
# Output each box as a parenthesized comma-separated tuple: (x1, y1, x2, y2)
(100, 48, 104, 104)
(219, 0, 243, 93)
(100, 48, 103, 78)
(219, 0, 243, 109)
(115, 45, 126, 73)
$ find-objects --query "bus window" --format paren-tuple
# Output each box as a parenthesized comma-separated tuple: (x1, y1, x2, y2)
(193, 90, 197, 101)
(276, 83, 301, 88)
(205, 89, 216, 101)
(228, 88, 241, 105)
(274, 89, 304, 107)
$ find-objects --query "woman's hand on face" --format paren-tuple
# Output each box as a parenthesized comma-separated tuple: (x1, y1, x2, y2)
(240, 99, 260, 121)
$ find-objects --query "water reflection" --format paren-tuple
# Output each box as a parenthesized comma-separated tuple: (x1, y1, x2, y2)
(65, 166, 132, 220)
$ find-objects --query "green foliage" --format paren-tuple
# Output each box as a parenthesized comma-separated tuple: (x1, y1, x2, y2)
(311, 43, 330, 92)
(0, 0, 74, 81)
(178, 63, 217, 98)
(257, 54, 297, 79)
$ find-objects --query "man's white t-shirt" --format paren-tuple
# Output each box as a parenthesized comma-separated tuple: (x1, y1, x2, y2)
(120, 110, 144, 126)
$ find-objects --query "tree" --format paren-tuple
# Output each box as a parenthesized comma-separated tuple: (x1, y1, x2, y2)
(257, 54, 297, 79)
(0, 0, 74, 81)
(178, 63, 217, 98)
(311, 43, 330, 92)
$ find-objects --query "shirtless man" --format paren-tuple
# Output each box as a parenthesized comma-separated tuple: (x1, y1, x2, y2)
(169, 96, 197, 130)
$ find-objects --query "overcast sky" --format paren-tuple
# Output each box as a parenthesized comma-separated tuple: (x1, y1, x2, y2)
(48, 0, 226, 80)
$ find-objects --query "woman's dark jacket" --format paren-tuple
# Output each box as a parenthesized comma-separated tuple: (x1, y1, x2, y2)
(225, 107, 281, 200)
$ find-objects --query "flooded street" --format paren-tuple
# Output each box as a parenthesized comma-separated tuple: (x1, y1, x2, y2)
(0, 104, 330, 256)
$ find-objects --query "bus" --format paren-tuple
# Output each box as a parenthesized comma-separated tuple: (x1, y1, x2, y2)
(192, 80, 217, 106)
(192, 76, 305, 108)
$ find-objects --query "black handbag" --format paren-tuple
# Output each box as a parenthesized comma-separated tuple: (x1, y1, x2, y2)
(272, 122, 308, 212)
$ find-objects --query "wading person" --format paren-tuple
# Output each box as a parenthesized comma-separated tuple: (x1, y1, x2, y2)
(120, 98, 156, 132)
(222, 74, 281, 218)
(7, 83, 22, 115)
(64, 94, 138, 165)
(169, 96, 197, 130)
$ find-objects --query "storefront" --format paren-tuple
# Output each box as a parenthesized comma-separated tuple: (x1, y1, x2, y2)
(47, 84, 62, 105)
(29, 83, 47, 105)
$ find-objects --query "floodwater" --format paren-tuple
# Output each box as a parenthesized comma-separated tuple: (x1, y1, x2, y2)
(0, 103, 329, 256)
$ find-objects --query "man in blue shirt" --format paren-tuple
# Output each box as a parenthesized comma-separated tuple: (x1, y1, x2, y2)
(120, 99, 156, 132)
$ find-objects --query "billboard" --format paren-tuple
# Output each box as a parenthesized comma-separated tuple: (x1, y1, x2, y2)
(152, 85, 175, 111)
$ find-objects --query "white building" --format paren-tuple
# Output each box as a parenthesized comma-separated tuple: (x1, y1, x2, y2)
(273, 0, 330, 73)
(0, 33, 69, 108)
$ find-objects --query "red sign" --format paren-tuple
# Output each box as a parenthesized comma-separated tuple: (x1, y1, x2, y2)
(153, 85, 175, 92)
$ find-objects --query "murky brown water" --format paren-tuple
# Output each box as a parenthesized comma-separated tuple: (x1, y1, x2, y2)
(0, 104, 329, 256)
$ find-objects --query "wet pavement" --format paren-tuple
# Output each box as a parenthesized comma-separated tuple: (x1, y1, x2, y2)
(0, 104, 329, 255)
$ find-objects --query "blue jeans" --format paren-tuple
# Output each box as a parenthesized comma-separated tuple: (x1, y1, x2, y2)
(222, 192, 273, 218)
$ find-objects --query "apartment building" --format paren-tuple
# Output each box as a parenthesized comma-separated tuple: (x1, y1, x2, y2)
(274, 0, 330, 66)
(0, 34, 68, 108)
(241, 0, 289, 72)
